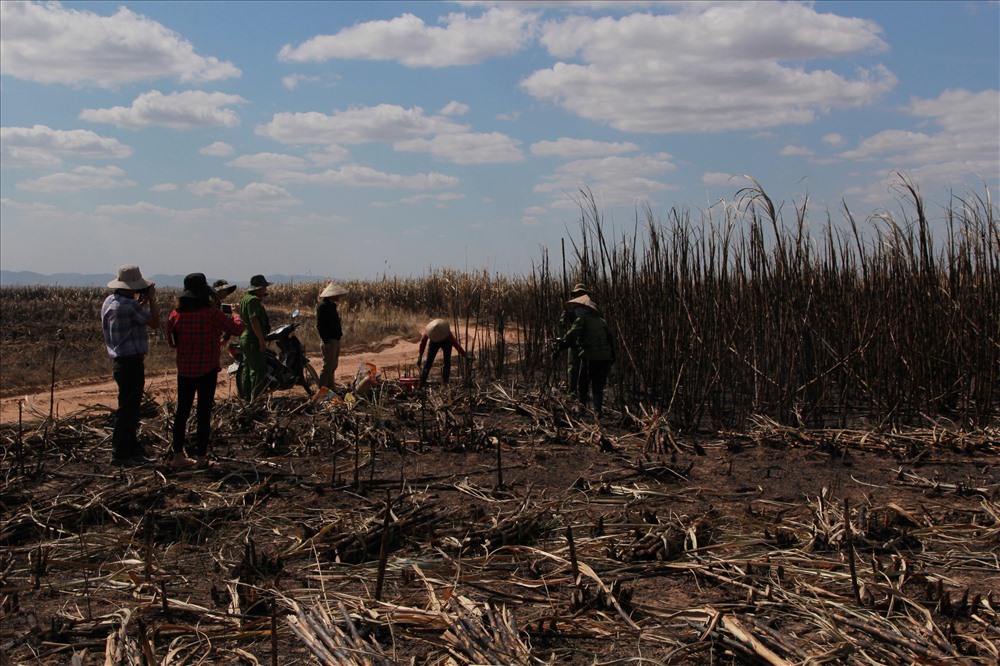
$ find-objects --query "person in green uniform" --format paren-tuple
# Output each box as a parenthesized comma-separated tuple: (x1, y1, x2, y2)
(558, 293, 615, 417)
(558, 283, 591, 398)
(238, 274, 272, 400)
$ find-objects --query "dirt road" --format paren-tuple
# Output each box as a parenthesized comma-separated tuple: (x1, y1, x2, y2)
(0, 336, 422, 424)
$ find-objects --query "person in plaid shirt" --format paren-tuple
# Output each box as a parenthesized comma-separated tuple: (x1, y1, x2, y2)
(167, 273, 244, 469)
(102, 264, 161, 466)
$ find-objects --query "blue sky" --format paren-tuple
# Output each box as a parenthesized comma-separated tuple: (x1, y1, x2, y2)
(2, 1, 998, 282)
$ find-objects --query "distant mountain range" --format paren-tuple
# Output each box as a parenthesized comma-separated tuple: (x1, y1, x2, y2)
(0, 270, 325, 288)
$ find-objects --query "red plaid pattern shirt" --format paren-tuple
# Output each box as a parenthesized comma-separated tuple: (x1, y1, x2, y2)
(168, 307, 245, 377)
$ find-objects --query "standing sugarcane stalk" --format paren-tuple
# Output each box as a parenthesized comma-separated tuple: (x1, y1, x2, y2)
(48, 329, 61, 423)
(374, 491, 392, 601)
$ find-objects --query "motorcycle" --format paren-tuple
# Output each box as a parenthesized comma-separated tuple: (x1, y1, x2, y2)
(227, 309, 318, 399)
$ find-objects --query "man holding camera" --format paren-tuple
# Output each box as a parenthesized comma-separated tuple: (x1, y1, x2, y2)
(101, 264, 161, 466)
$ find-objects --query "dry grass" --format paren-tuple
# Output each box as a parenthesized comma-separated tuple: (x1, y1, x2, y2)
(517, 178, 999, 430)
(1, 386, 996, 664)
(1, 176, 998, 664)
(2, 176, 997, 431)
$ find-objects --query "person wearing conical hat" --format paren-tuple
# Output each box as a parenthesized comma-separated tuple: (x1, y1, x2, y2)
(418, 318, 467, 388)
(316, 282, 348, 390)
(558, 283, 592, 398)
(557, 293, 615, 417)
(101, 264, 161, 466)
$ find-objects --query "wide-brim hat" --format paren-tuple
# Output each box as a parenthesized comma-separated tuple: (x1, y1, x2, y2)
(107, 264, 153, 290)
(426, 318, 450, 343)
(565, 294, 598, 311)
(183, 272, 215, 298)
(570, 283, 590, 297)
(247, 274, 271, 292)
(319, 282, 348, 299)
(213, 279, 237, 297)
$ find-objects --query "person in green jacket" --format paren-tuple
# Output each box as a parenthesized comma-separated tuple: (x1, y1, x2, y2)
(558, 283, 591, 398)
(238, 274, 272, 400)
(559, 293, 615, 417)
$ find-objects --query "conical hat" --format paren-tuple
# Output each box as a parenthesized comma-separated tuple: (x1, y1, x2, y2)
(320, 282, 348, 299)
(426, 318, 450, 343)
(565, 294, 598, 311)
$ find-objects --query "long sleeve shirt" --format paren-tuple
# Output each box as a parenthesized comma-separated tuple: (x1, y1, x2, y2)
(101, 292, 152, 358)
(316, 300, 343, 342)
(564, 311, 615, 361)
(168, 306, 245, 377)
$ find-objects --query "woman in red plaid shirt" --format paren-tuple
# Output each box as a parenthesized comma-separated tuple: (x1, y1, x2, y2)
(167, 273, 245, 469)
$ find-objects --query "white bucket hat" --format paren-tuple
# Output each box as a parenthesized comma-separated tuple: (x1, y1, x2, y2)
(107, 264, 153, 290)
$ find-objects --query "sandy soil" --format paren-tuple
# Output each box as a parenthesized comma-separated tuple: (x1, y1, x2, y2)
(0, 336, 421, 425)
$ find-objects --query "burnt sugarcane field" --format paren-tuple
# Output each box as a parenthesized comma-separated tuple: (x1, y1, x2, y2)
(1, 184, 998, 665)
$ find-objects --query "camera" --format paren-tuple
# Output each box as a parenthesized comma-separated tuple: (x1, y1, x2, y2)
(222, 303, 233, 314)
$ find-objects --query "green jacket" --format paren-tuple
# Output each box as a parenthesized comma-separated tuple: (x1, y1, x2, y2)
(238, 292, 271, 350)
(564, 310, 615, 362)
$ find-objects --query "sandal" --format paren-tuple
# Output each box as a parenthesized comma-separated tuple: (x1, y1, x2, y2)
(171, 456, 197, 469)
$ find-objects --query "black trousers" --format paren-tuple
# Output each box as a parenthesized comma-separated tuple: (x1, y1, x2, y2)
(172, 371, 219, 457)
(112, 355, 145, 458)
(420, 341, 455, 385)
(577, 359, 612, 416)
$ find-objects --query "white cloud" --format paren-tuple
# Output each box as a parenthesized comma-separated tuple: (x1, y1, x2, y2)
(400, 192, 466, 205)
(822, 133, 845, 146)
(257, 104, 467, 145)
(186, 178, 299, 207)
(81, 90, 246, 130)
(522, 3, 895, 134)
(1, 125, 132, 168)
(496, 111, 521, 121)
(226, 153, 309, 171)
(0, 197, 62, 214)
(278, 7, 535, 67)
(273, 165, 459, 189)
(200, 141, 235, 156)
(440, 101, 471, 116)
(96, 201, 175, 216)
(306, 145, 351, 166)
(0, 1, 240, 88)
(535, 153, 678, 207)
(531, 137, 638, 157)
(838, 89, 1000, 198)
(394, 132, 524, 163)
(781, 145, 814, 157)
(188, 177, 238, 197)
(149, 183, 177, 192)
(225, 183, 300, 208)
(16, 165, 136, 193)
(282, 74, 320, 90)
(702, 172, 739, 187)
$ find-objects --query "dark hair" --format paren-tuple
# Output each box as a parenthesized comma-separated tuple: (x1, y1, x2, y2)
(175, 293, 211, 312)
